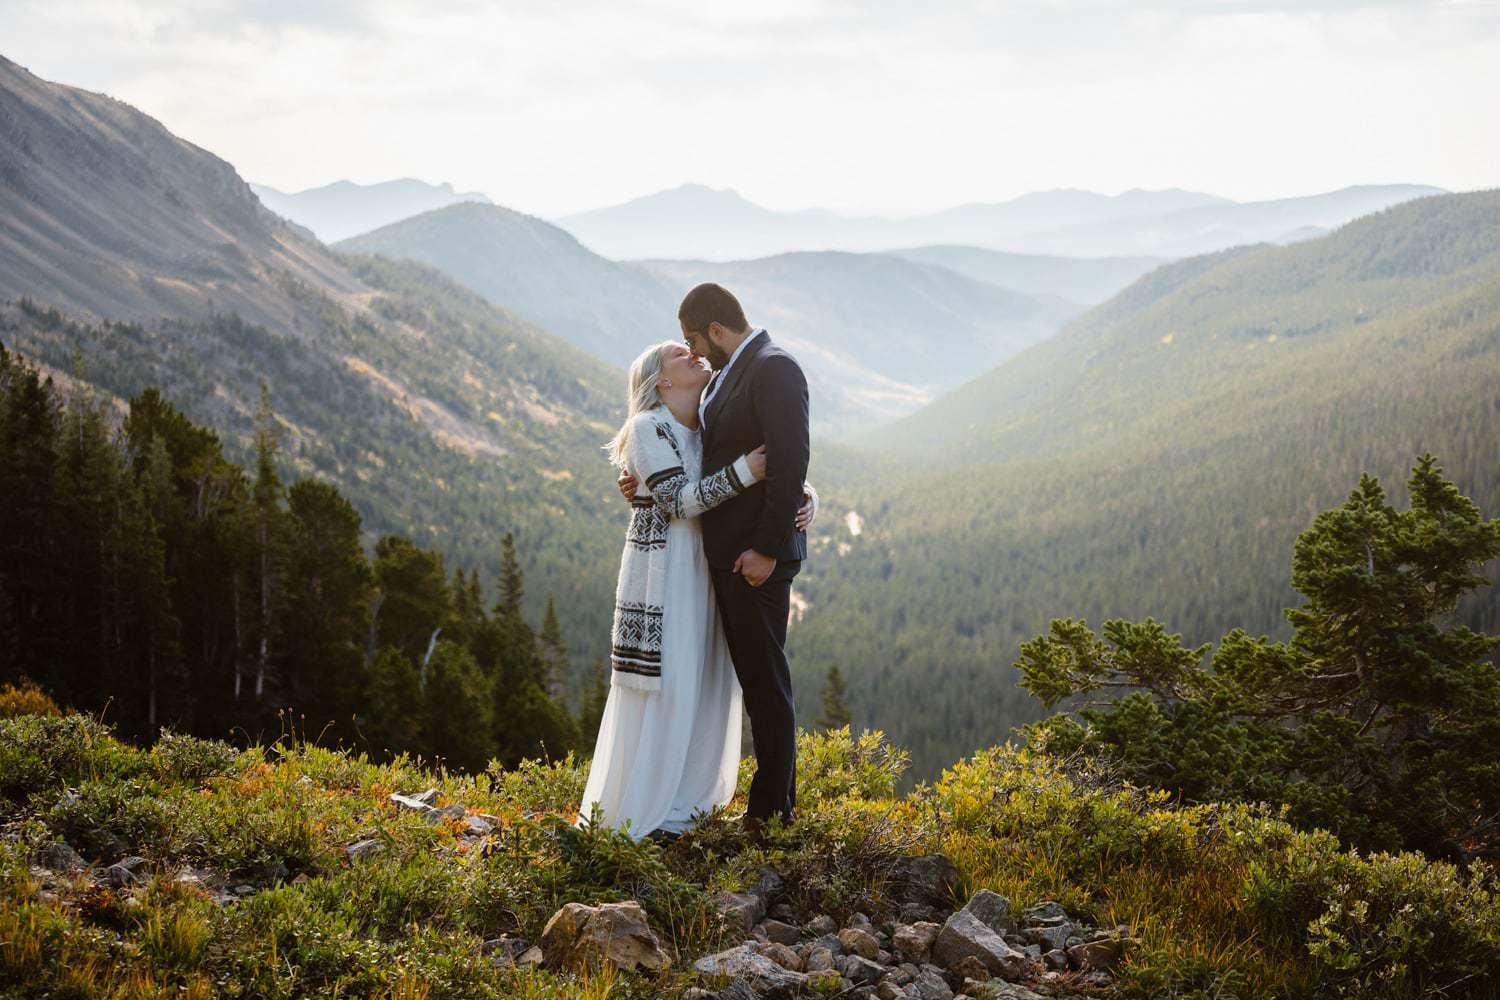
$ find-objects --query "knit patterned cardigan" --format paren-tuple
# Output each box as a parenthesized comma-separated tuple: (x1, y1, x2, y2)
(609, 409, 758, 690)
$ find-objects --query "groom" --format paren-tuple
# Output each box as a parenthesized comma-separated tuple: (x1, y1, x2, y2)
(621, 282, 811, 834)
(681, 282, 811, 834)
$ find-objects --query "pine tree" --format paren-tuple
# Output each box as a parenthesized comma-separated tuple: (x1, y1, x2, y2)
(248, 383, 289, 704)
(816, 664, 853, 731)
(539, 596, 568, 702)
(578, 657, 609, 746)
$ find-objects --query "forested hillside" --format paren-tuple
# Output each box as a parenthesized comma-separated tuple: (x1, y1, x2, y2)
(795, 190, 1500, 776)
(0, 55, 631, 702)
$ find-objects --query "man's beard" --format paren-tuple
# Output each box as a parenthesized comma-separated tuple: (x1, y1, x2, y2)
(705, 341, 731, 370)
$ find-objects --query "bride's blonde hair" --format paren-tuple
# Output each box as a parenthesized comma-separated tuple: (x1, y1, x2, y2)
(604, 341, 678, 469)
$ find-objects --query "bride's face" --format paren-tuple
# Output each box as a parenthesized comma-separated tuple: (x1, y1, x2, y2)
(658, 343, 712, 394)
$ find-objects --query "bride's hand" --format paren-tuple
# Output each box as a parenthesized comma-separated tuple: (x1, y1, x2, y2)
(746, 445, 768, 481)
(617, 469, 638, 501)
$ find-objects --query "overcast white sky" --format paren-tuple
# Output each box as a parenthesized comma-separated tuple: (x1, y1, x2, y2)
(3, 0, 1498, 217)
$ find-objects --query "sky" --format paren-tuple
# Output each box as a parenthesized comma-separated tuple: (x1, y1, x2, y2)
(3, 0, 1498, 218)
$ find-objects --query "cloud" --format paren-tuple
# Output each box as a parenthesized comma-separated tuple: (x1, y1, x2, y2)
(1, 0, 1496, 215)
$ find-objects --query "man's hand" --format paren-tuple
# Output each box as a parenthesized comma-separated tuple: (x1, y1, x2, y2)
(617, 470, 638, 502)
(733, 548, 777, 587)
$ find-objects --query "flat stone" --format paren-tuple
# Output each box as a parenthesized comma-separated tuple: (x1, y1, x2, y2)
(694, 944, 807, 998)
(713, 890, 766, 935)
(518, 945, 544, 966)
(804, 946, 836, 972)
(893, 921, 942, 964)
(839, 926, 882, 960)
(345, 838, 383, 863)
(933, 909, 1027, 980)
(390, 790, 436, 811)
(1020, 901, 1068, 925)
(761, 918, 802, 945)
(481, 935, 530, 967)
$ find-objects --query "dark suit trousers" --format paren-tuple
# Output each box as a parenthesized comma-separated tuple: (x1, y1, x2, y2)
(710, 560, 800, 820)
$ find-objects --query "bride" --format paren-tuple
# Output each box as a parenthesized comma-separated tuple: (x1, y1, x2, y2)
(577, 340, 815, 841)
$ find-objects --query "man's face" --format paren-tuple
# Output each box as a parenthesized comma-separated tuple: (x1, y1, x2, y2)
(682, 321, 731, 371)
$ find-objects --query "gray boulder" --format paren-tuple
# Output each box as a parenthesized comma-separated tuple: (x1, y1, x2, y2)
(713, 890, 767, 935)
(38, 841, 86, 872)
(694, 944, 807, 999)
(932, 909, 1027, 980)
(889, 854, 960, 910)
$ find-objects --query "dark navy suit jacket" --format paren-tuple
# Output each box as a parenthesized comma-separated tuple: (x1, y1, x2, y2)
(700, 331, 811, 571)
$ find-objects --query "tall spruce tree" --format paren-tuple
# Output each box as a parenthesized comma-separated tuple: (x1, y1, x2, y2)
(816, 664, 853, 731)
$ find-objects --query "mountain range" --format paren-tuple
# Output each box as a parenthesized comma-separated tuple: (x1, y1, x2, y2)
(552, 182, 1442, 261)
(338, 205, 1095, 436)
(250, 178, 490, 243)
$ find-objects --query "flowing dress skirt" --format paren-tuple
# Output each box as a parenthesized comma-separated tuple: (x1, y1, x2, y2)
(577, 514, 743, 837)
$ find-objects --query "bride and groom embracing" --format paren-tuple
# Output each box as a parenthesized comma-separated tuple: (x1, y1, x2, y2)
(575, 281, 818, 845)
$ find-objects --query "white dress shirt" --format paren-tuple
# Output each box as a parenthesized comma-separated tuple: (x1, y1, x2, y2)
(698, 328, 765, 430)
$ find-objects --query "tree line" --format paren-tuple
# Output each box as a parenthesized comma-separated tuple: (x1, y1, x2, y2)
(0, 343, 605, 771)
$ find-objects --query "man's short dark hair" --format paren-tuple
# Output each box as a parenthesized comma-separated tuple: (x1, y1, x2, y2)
(678, 282, 749, 335)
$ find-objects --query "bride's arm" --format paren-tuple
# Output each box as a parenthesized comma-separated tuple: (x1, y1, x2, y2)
(628, 417, 760, 520)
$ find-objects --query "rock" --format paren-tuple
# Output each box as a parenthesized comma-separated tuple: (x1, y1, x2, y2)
(1021, 923, 1071, 953)
(932, 909, 1027, 981)
(847, 911, 874, 931)
(911, 967, 955, 1000)
(810, 932, 845, 957)
(481, 935, 531, 967)
(954, 954, 990, 982)
(424, 803, 466, 823)
(1019, 901, 1068, 925)
(893, 921, 942, 964)
(807, 913, 838, 935)
(804, 946, 836, 972)
(713, 890, 766, 935)
(38, 841, 87, 872)
(539, 900, 669, 973)
(1043, 948, 1068, 971)
(967, 982, 1047, 1000)
(518, 945, 544, 966)
(839, 926, 881, 960)
(761, 918, 801, 945)
(389, 790, 436, 811)
(345, 838, 383, 863)
(1066, 934, 1138, 972)
(715, 982, 761, 1000)
(877, 980, 905, 1000)
(694, 944, 807, 998)
(962, 890, 1016, 936)
(105, 856, 149, 888)
(889, 854, 960, 910)
(464, 815, 494, 835)
(750, 867, 787, 904)
(759, 941, 803, 972)
(837, 953, 885, 985)
(680, 990, 714, 1000)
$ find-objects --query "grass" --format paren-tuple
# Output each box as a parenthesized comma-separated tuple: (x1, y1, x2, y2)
(2, 698, 1498, 998)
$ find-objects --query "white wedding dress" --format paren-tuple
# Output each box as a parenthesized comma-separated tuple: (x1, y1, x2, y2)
(577, 415, 743, 838)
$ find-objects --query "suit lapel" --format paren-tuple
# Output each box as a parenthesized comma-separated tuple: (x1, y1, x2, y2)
(706, 332, 770, 438)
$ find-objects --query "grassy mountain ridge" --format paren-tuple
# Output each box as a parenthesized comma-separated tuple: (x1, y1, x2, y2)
(0, 54, 630, 697)
(337, 202, 680, 367)
(795, 190, 1500, 776)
